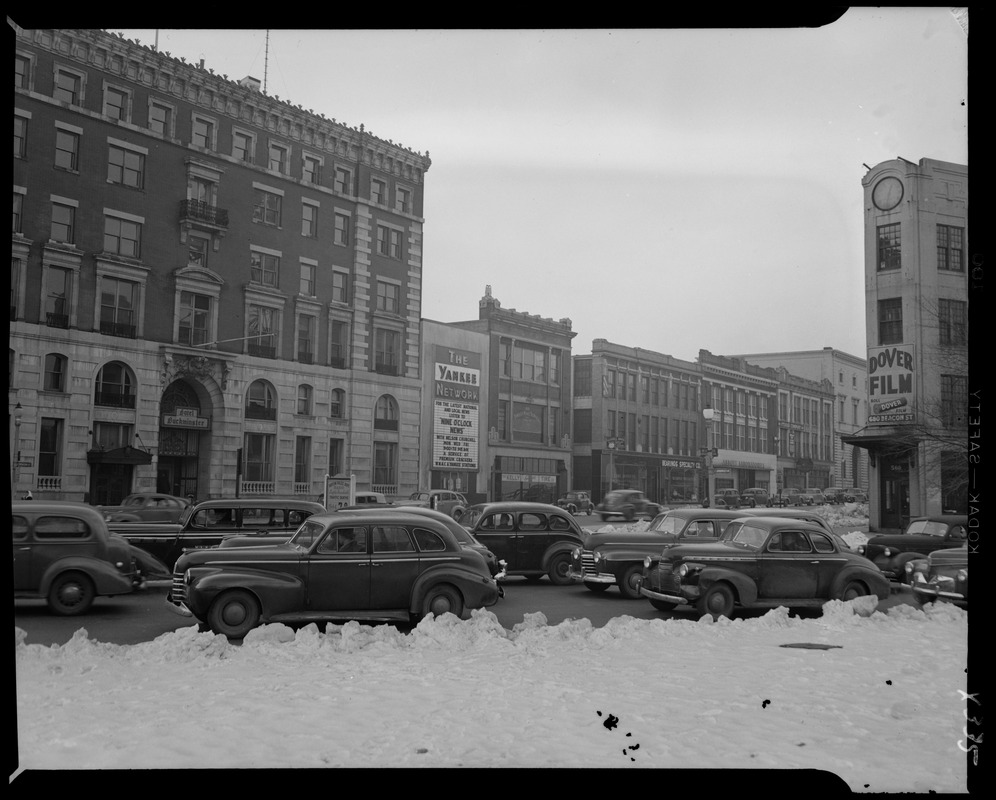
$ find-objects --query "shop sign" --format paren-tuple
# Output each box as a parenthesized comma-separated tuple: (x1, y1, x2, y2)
(162, 406, 210, 429)
(867, 344, 916, 424)
(434, 346, 481, 403)
(661, 457, 699, 469)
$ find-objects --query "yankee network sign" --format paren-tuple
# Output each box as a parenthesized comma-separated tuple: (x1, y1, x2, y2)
(867, 344, 916, 425)
(432, 346, 481, 470)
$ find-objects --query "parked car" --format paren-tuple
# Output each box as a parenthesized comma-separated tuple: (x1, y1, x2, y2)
(463, 502, 585, 584)
(638, 516, 890, 617)
(772, 488, 805, 507)
(822, 486, 846, 504)
(907, 545, 968, 609)
(98, 493, 191, 523)
(739, 488, 771, 508)
(394, 490, 468, 521)
(706, 488, 742, 509)
(354, 491, 390, 505)
(568, 508, 746, 598)
(108, 498, 326, 569)
(857, 515, 969, 585)
(844, 488, 868, 503)
(594, 489, 662, 521)
(13, 501, 138, 615)
(799, 490, 826, 506)
(166, 509, 501, 639)
(328, 505, 503, 579)
(557, 491, 594, 515)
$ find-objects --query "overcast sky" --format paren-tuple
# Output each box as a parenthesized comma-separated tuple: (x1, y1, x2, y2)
(115, 9, 968, 361)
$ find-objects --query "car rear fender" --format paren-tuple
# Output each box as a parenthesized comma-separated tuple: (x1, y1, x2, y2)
(409, 563, 493, 611)
(697, 567, 758, 605)
(38, 557, 135, 596)
(830, 566, 891, 600)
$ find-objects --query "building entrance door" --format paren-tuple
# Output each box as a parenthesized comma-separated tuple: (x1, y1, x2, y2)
(880, 466, 910, 531)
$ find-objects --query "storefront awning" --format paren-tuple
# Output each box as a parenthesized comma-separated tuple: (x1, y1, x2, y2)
(86, 445, 153, 465)
(841, 426, 920, 452)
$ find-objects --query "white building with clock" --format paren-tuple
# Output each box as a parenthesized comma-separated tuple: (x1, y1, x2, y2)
(843, 157, 969, 531)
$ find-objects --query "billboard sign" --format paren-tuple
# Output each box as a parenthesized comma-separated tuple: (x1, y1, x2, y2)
(432, 346, 481, 470)
(867, 344, 916, 424)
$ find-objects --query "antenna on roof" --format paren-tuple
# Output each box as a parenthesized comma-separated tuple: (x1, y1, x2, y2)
(263, 30, 270, 94)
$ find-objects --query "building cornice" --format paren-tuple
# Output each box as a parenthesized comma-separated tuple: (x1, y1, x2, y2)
(16, 27, 432, 178)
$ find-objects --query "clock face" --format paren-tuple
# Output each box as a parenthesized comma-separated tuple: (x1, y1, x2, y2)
(872, 176, 904, 211)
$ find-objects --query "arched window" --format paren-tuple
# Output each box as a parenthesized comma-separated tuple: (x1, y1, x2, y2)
(330, 388, 345, 419)
(44, 353, 68, 392)
(296, 384, 313, 416)
(374, 394, 398, 430)
(245, 379, 277, 420)
(95, 361, 135, 408)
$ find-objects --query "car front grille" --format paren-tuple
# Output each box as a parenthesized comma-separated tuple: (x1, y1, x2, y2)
(579, 550, 598, 576)
(171, 570, 187, 603)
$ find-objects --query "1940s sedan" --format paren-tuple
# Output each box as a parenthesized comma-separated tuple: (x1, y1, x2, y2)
(167, 509, 501, 638)
(639, 516, 890, 618)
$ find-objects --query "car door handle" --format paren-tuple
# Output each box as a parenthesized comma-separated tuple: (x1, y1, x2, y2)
(810, 561, 820, 564)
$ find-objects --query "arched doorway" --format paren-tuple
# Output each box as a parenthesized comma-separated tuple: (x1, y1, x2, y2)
(158, 379, 209, 501)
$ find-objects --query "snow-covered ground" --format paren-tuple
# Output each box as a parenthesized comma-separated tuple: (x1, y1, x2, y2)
(14, 503, 973, 792)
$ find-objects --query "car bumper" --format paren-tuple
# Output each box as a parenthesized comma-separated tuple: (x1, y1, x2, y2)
(567, 568, 616, 585)
(165, 595, 194, 618)
(638, 585, 694, 605)
(911, 584, 967, 606)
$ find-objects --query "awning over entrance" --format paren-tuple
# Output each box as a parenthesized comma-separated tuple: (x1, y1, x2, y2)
(86, 445, 153, 465)
(841, 425, 920, 451)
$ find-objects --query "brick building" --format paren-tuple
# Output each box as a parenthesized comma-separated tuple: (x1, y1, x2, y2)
(11, 27, 431, 503)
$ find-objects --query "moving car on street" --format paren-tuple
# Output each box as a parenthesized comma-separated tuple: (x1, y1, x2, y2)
(394, 490, 468, 521)
(463, 502, 585, 584)
(108, 498, 326, 569)
(907, 545, 968, 608)
(858, 515, 969, 585)
(98, 493, 191, 523)
(568, 508, 745, 598)
(557, 490, 594, 515)
(638, 516, 890, 618)
(167, 509, 501, 639)
(594, 489, 662, 521)
(13, 501, 138, 615)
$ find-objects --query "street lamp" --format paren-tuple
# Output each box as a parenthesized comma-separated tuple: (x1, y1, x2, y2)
(702, 407, 716, 503)
(12, 402, 24, 495)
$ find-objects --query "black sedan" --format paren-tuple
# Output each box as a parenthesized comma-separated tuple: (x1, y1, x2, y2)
(639, 516, 890, 618)
(167, 510, 501, 639)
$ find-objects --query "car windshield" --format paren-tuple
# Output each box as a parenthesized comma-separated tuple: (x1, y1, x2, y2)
(461, 506, 488, 529)
(410, 492, 430, 501)
(647, 514, 682, 534)
(121, 496, 142, 506)
(720, 522, 768, 550)
(904, 520, 951, 537)
(288, 520, 326, 549)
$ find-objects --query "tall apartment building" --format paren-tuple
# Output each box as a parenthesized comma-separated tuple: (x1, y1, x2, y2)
(11, 27, 432, 504)
(731, 348, 867, 492)
(842, 157, 969, 530)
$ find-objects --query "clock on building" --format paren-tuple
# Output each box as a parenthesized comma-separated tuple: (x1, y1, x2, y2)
(872, 176, 904, 211)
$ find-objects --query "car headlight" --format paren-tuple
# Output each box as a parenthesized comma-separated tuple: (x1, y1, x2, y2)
(677, 563, 689, 577)
(643, 556, 651, 569)
(856, 545, 865, 555)
(593, 551, 602, 564)
(572, 547, 580, 559)
(883, 547, 892, 557)
(957, 568, 968, 581)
